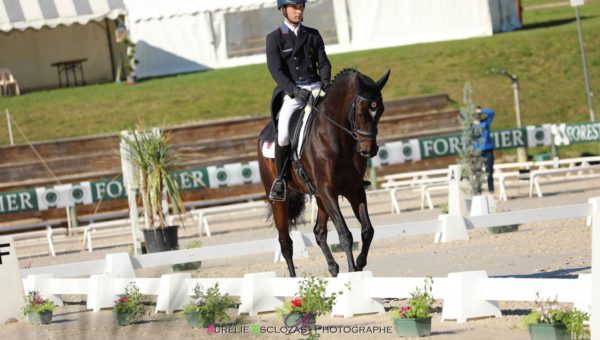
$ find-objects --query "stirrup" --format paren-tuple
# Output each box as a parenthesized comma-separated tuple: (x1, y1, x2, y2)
(269, 178, 287, 202)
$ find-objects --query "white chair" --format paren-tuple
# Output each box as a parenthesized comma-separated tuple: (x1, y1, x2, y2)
(0, 68, 21, 96)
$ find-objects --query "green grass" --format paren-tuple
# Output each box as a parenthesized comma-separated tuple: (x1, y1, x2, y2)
(0, 1, 598, 158)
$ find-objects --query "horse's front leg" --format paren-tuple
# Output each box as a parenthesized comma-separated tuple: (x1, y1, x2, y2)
(312, 197, 339, 277)
(348, 188, 374, 271)
(320, 192, 357, 272)
(272, 201, 297, 277)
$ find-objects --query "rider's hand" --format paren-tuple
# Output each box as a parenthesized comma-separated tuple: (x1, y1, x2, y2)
(320, 80, 330, 91)
(293, 87, 311, 102)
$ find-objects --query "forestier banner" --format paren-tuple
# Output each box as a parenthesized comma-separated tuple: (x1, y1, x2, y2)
(1, 123, 598, 214)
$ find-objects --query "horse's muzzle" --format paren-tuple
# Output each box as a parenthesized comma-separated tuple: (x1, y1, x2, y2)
(360, 144, 379, 159)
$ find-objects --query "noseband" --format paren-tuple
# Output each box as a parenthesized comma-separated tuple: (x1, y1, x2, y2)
(323, 94, 382, 141)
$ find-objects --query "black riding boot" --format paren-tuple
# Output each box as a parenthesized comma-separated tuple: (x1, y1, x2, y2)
(269, 143, 290, 201)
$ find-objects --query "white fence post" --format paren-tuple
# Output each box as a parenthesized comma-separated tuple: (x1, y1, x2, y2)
(330, 271, 384, 318)
(435, 214, 468, 243)
(155, 273, 192, 314)
(0, 236, 24, 323)
(87, 273, 117, 312)
(591, 197, 600, 338)
(574, 273, 591, 313)
(105, 253, 136, 278)
(441, 271, 501, 323)
(22, 274, 63, 307)
(238, 272, 283, 315)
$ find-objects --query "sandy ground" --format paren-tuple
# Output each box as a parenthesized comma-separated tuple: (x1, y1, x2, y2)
(1, 178, 599, 339)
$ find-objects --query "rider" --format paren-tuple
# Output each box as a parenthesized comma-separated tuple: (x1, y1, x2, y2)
(266, 0, 332, 201)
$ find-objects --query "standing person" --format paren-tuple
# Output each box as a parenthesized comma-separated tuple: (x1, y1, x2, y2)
(266, 0, 332, 201)
(473, 106, 495, 194)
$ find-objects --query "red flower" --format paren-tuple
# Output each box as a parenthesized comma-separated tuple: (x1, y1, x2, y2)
(34, 296, 46, 305)
(115, 296, 128, 305)
(291, 298, 302, 308)
(399, 305, 412, 318)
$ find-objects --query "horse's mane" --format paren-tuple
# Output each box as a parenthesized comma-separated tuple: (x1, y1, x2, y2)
(330, 68, 380, 98)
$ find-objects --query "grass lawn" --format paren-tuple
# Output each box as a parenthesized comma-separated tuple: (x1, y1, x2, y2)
(0, 0, 598, 157)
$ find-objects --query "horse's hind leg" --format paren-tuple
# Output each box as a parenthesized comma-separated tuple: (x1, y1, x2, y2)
(320, 192, 357, 272)
(272, 201, 297, 277)
(312, 197, 339, 277)
(348, 190, 374, 271)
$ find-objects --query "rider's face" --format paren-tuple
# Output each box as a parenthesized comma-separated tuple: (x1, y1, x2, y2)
(284, 4, 304, 25)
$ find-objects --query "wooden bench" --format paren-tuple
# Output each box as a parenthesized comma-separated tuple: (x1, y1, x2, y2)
(12, 226, 66, 257)
(189, 201, 267, 237)
(381, 168, 450, 212)
(80, 218, 138, 252)
(529, 164, 600, 198)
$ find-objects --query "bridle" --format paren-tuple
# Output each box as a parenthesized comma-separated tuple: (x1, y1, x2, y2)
(322, 93, 382, 141)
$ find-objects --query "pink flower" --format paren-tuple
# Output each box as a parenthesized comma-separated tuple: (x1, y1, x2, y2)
(115, 296, 128, 305)
(399, 305, 412, 318)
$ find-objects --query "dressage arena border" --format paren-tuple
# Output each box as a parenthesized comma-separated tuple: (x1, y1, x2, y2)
(12, 196, 599, 333)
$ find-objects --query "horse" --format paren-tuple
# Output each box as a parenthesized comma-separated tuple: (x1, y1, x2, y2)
(257, 68, 390, 277)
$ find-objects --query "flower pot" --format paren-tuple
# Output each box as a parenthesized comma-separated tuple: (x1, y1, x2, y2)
(283, 313, 316, 328)
(528, 323, 570, 340)
(393, 317, 432, 337)
(114, 310, 134, 326)
(27, 310, 53, 325)
(142, 225, 179, 253)
(184, 311, 210, 328)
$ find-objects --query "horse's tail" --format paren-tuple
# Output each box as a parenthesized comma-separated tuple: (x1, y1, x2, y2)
(265, 191, 307, 229)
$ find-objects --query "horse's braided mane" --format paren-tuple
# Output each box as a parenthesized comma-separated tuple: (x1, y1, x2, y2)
(331, 68, 359, 86)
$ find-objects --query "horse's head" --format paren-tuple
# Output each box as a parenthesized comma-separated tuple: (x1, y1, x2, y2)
(350, 70, 391, 158)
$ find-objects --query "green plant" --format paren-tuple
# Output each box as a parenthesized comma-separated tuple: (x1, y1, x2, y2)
(122, 37, 139, 76)
(121, 127, 185, 229)
(458, 82, 484, 196)
(114, 282, 145, 323)
(521, 294, 590, 339)
(276, 275, 348, 318)
(182, 283, 235, 326)
(172, 240, 203, 271)
(21, 291, 56, 315)
(391, 277, 434, 319)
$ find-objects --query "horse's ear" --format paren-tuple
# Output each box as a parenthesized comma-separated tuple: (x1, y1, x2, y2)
(376, 70, 391, 91)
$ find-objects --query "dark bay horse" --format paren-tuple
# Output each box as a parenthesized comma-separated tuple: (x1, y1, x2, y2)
(257, 68, 390, 277)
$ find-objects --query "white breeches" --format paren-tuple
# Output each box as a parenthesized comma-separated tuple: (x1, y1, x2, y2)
(277, 82, 321, 147)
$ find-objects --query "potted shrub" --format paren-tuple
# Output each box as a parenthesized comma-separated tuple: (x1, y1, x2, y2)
(22, 291, 56, 325)
(521, 294, 589, 340)
(390, 277, 435, 337)
(114, 282, 145, 326)
(276, 275, 346, 328)
(182, 283, 235, 328)
(122, 127, 185, 253)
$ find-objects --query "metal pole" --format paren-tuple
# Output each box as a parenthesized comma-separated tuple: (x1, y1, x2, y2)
(5, 109, 14, 145)
(575, 6, 596, 121)
(512, 80, 522, 128)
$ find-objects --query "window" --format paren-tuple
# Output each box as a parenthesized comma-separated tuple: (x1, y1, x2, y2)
(225, 0, 338, 58)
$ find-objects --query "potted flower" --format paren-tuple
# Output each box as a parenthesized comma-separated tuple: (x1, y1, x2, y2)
(182, 283, 235, 328)
(390, 277, 435, 337)
(521, 294, 589, 340)
(276, 276, 346, 328)
(22, 291, 56, 325)
(114, 282, 145, 326)
(121, 127, 186, 253)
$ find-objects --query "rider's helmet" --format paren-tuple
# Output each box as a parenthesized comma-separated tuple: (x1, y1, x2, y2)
(277, 0, 307, 9)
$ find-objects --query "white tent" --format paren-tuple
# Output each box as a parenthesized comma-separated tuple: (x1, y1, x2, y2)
(0, 0, 127, 90)
(124, 0, 521, 79)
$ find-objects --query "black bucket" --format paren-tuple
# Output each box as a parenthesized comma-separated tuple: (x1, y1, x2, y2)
(142, 225, 179, 253)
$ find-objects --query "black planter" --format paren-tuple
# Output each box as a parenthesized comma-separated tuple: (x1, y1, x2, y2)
(142, 225, 179, 253)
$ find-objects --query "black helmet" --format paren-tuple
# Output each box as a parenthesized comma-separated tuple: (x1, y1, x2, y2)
(277, 0, 306, 9)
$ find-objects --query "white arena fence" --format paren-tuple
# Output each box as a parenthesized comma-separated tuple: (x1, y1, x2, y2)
(16, 196, 600, 330)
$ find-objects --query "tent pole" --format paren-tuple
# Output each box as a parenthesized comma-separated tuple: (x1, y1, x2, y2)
(105, 18, 116, 81)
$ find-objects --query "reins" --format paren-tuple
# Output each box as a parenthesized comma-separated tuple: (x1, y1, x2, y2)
(319, 93, 381, 141)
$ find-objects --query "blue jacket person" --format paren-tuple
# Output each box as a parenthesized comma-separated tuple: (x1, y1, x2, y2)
(266, 0, 332, 201)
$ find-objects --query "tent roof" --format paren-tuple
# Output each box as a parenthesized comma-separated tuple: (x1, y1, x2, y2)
(125, 0, 274, 22)
(0, 0, 127, 32)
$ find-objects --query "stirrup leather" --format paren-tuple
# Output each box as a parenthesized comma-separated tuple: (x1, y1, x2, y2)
(269, 178, 287, 202)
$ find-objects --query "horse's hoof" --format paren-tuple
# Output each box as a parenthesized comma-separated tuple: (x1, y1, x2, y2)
(356, 255, 367, 271)
(329, 265, 339, 277)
